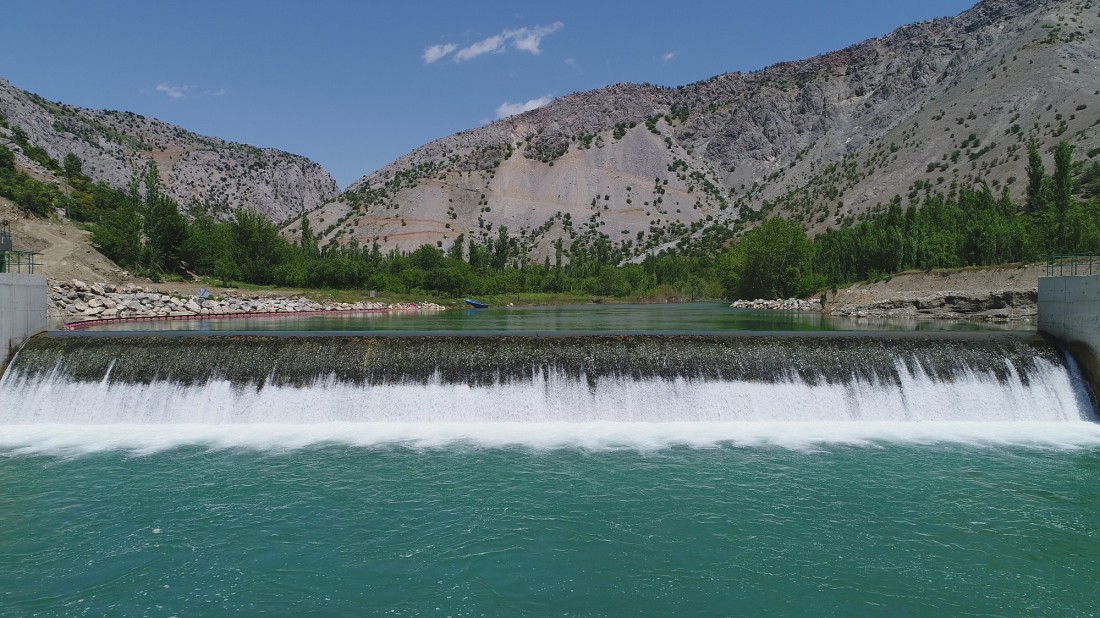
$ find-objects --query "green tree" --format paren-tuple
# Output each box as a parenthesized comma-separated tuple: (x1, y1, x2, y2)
(142, 160, 163, 204)
(230, 209, 287, 284)
(426, 262, 472, 296)
(214, 255, 239, 287)
(63, 153, 83, 178)
(91, 201, 142, 267)
(0, 144, 14, 170)
(1052, 141, 1074, 252)
(447, 233, 465, 261)
(468, 237, 489, 271)
(299, 213, 319, 257)
(720, 217, 811, 300)
(493, 226, 511, 270)
(1025, 141, 1047, 215)
(144, 195, 188, 274)
(182, 211, 232, 274)
(410, 244, 445, 271)
(400, 266, 426, 293)
(588, 264, 630, 296)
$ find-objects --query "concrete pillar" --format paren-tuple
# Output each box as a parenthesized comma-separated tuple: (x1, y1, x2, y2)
(1038, 274, 1100, 401)
(1, 273, 48, 372)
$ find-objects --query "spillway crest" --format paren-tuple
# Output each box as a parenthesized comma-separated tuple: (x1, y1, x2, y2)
(0, 332, 1092, 424)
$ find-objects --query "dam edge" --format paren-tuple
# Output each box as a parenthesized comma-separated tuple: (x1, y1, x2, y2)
(0, 273, 46, 375)
(1039, 274, 1100, 402)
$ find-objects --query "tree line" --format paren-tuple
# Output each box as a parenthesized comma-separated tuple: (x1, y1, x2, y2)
(18, 150, 718, 299)
(720, 141, 1100, 299)
(2, 131, 1098, 302)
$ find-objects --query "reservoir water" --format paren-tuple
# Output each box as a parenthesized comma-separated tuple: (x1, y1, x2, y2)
(2, 304, 1098, 614)
(71, 301, 1031, 333)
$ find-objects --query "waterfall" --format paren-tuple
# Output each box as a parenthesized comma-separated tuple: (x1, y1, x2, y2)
(0, 332, 1092, 425)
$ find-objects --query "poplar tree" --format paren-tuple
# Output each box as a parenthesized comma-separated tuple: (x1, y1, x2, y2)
(1052, 141, 1073, 252)
(299, 213, 319, 257)
(447, 233, 464, 261)
(1025, 142, 1047, 214)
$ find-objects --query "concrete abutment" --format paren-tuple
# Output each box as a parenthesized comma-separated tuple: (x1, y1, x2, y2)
(1038, 274, 1100, 406)
(1, 273, 47, 374)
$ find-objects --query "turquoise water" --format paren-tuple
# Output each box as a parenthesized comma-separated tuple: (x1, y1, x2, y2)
(4, 304, 1097, 615)
(74, 302, 1030, 332)
(3, 444, 1099, 615)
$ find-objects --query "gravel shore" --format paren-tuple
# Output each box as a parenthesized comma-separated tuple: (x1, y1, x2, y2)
(51, 279, 445, 324)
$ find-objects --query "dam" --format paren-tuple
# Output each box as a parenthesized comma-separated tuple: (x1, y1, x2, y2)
(0, 330, 1093, 428)
(2, 304, 1099, 615)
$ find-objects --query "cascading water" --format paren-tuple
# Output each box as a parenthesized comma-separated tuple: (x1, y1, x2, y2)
(4, 329, 1100, 616)
(0, 331, 1096, 452)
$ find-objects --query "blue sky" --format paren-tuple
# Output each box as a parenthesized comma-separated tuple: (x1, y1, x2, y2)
(3, 1, 975, 188)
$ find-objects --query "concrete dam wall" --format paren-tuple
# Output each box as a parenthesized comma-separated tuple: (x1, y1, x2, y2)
(1039, 274, 1100, 401)
(0, 273, 47, 372)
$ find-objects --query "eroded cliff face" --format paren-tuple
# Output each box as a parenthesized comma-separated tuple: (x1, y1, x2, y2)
(306, 0, 1097, 262)
(0, 79, 339, 222)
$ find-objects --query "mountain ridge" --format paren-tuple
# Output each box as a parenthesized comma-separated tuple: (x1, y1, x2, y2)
(0, 77, 339, 222)
(305, 0, 1097, 263)
(2, 0, 1096, 271)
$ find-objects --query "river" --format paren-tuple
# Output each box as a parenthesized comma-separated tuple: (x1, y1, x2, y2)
(1, 304, 1096, 615)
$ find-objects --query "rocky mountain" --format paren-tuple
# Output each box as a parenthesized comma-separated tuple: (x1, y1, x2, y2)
(0, 78, 339, 222)
(300, 0, 1099, 262)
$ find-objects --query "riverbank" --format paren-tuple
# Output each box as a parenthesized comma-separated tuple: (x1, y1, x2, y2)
(820, 264, 1042, 322)
(731, 298, 821, 312)
(729, 265, 1043, 322)
(50, 279, 445, 325)
(43, 260, 1047, 326)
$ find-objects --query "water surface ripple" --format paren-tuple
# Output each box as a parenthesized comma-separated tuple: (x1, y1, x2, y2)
(2, 445, 1099, 615)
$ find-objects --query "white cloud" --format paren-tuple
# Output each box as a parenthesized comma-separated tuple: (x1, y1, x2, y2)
(496, 95, 553, 119)
(155, 82, 190, 99)
(422, 42, 457, 64)
(455, 34, 507, 62)
(151, 83, 226, 99)
(662, 51, 679, 64)
(448, 21, 564, 63)
(508, 22, 563, 55)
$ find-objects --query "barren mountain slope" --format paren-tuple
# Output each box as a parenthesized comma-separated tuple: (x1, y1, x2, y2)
(304, 0, 1099, 261)
(0, 78, 339, 222)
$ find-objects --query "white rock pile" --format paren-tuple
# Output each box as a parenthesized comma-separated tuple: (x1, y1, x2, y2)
(823, 290, 1036, 321)
(730, 298, 822, 312)
(51, 279, 445, 321)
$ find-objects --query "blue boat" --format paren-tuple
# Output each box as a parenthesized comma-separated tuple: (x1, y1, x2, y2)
(464, 298, 489, 309)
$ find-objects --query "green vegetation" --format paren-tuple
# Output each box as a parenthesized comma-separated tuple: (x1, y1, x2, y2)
(0, 150, 714, 298)
(0, 141, 75, 217)
(3, 118, 1098, 304)
(719, 217, 810, 299)
(720, 142, 1100, 299)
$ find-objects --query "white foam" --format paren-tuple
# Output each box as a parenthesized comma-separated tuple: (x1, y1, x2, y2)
(2, 421, 1100, 457)
(0, 356, 1095, 456)
(0, 358, 1089, 423)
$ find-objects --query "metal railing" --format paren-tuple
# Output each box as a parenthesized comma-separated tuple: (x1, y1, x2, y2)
(1045, 254, 1097, 277)
(0, 251, 41, 274)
